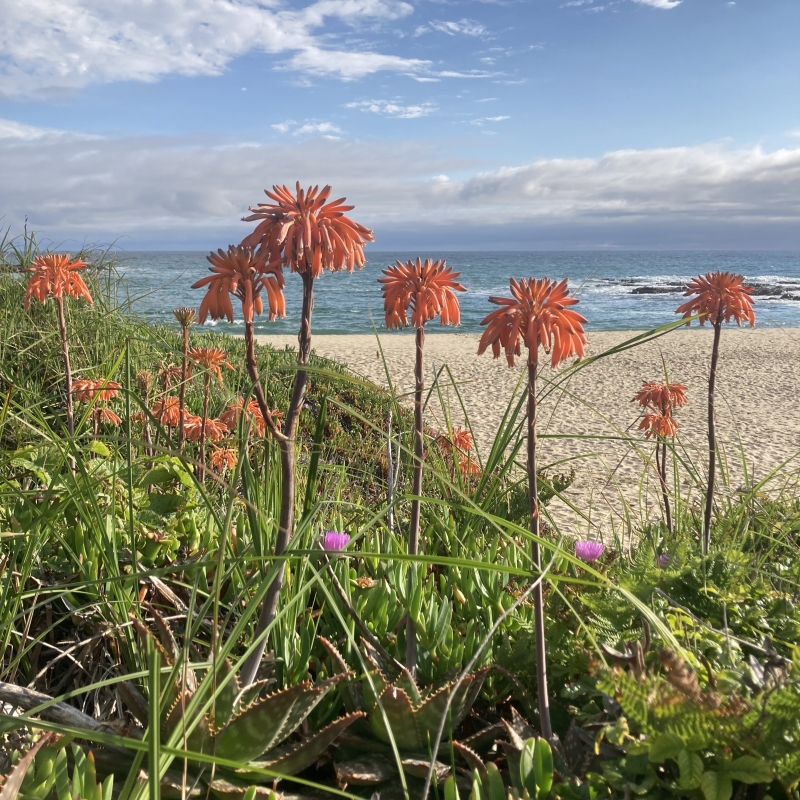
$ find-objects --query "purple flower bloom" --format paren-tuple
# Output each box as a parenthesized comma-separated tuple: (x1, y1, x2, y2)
(575, 540, 605, 563)
(322, 531, 350, 552)
(657, 554, 674, 568)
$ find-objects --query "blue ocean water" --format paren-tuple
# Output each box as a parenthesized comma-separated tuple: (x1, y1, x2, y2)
(115, 250, 800, 334)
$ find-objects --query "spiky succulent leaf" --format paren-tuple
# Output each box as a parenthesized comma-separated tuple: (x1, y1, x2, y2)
(362, 670, 390, 711)
(208, 658, 241, 731)
(207, 777, 279, 799)
(415, 668, 490, 740)
(394, 669, 421, 706)
(318, 636, 362, 712)
(453, 742, 487, 778)
(235, 712, 364, 778)
(401, 758, 450, 781)
(334, 755, 397, 785)
(163, 692, 211, 754)
(368, 687, 422, 750)
(216, 675, 348, 762)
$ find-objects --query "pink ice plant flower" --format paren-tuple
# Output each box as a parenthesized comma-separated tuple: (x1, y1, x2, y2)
(322, 531, 350, 552)
(574, 540, 605, 563)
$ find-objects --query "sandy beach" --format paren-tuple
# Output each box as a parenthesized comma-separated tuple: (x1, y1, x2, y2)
(255, 327, 800, 539)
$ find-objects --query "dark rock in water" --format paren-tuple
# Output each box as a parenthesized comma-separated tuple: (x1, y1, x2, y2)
(631, 285, 686, 294)
(780, 293, 800, 301)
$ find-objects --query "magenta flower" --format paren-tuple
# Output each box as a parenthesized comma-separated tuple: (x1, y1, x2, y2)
(657, 554, 674, 568)
(322, 531, 350, 552)
(574, 540, 605, 563)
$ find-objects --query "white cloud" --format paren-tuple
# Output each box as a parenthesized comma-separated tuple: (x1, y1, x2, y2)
(428, 19, 487, 36)
(470, 116, 510, 125)
(1, 125, 797, 245)
(0, 0, 427, 97)
(294, 121, 342, 136)
(346, 99, 437, 118)
(631, 0, 682, 8)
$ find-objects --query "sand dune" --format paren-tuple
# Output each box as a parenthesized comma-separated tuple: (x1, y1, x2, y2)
(255, 327, 800, 540)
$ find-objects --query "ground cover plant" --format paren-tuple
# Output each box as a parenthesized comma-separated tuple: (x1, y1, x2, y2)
(1, 205, 800, 800)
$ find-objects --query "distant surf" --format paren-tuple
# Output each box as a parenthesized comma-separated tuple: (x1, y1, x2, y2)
(116, 250, 800, 334)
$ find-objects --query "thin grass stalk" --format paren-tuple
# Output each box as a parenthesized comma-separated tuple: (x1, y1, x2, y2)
(55, 296, 74, 437)
(239, 271, 314, 688)
(199, 372, 210, 484)
(703, 319, 723, 554)
(527, 354, 552, 742)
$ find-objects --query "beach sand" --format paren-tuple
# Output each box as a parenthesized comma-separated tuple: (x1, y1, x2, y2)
(255, 327, 800, 540)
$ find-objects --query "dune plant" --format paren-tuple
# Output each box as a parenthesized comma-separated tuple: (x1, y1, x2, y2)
(172, 307, 196, 447)
(72, 378, 123, 436)
(22, 254, 93, 436)
(675, 272, 754, 554)
(478, 277, 587, 741)
(233, 183, 373, 686)
(379, 257, 466, 673)
(634, 380, 688, 533)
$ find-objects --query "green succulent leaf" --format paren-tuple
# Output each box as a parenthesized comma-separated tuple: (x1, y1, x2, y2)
(334, 754, 397, 785)
(163, 692, 211, 754)
(368, 686, 422, 751)
(415, 668, 490, 743)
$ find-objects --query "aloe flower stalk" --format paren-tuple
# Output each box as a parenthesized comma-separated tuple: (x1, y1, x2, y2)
(173, 307, 196, 447)
(675, 272, 755, 554)
(478, 277, 587, 742)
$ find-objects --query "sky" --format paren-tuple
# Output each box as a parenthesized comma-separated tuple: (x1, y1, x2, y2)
(1, 0, 798, 250)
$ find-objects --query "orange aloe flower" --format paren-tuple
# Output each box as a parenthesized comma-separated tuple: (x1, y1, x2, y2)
(96, 407, 122, 427)
(23, 254, 93, 309)
(220, 397, 283, 436)
(152, 396, 181, 427)
(379, 258, 466, 329)
(478, 278, 588, 367)
(187, 347, 233, 384)
(242, 183, 374, 277)
(72, 379, 122, 403)
(192, 245, 285, 324)
(437, 426, 475, 456)
(675, 271, 755, 327)
(639, 411, 679, 440)
(183, 415, 228, 443)
(209, 446, 238, 474)
(634, 381, 688, 413)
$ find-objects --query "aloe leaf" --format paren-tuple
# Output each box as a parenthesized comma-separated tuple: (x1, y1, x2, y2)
(163, 692, 211, 755)
(452, 741, 487, 779)
(401, 758, 450, 781)
(394, 668, 421, 707)
(334, 754, 397, 785)
(368, 687, 422, 750)
(415, 668, 490, 740)
(244, 712, 365, 778)
(217, 675, 348, 762)
(318, 636, 362, 712)
(209, 658, 241, 731)
(207, 777, 280, 798)
(362, 669, 390, 711)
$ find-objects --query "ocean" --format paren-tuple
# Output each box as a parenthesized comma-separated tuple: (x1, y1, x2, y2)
(116, 250, 800, 335)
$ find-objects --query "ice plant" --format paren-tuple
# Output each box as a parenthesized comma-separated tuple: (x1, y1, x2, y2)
(23, 253, 93, 436)
(478, 277, 587, 742)
(675, 271, 755, 553)
(187, 347, 233, 481)
(634, 380, 688, 533)
(322, 531, 350, 552)
(574, 540, 605, 563)
(379, 257, 466, 673)
(229, 184, 372, 688)
(173, 307, 196, 446)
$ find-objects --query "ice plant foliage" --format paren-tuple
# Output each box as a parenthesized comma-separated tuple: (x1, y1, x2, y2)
(242, 183, 374, 276)
(575, 540, 605, 563)
(676, 271, 755, 554)
(23, 254, 93, 309)
(379, 258, 466, 329)
(675, 271, 756, 328)
(478, 278, 588, 367)
(322, 531, 351, 552)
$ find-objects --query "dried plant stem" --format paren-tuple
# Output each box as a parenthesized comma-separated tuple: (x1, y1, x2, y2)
(239, 271, 314, 689)
(178, 326, 189, 447)
(527, 355, 552, 742)
(703, 320, 722, 554)
(406, 325, 425, 676)
(55, 296, 74, 437)
(199, 372, 211, 484)
(656, 439, 672, 533)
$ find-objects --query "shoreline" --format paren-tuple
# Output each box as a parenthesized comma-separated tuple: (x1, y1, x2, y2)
(253, 326, 800, 536)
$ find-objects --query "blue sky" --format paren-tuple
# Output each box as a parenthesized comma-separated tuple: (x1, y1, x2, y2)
(1, 0, 798, 249)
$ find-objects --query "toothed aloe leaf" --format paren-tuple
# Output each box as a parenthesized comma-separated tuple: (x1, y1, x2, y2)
(238, 712, 364, 778)
(207, 777, 279, 798)
(216, 674, 348, 762)
(415, 668, 490, 740)
(452, 742, 487, 778)
(401, 758, 450, 781)
(208, 658, 241, 731)
(163, 692, 211, 754)
(159, 771, 204, 798)
(368, 687, 422, 751)
(318, 636, 362, 712)
(393, 669, 421, 706)
(334, 754, 397, 785)
(362, 669, 389, 711)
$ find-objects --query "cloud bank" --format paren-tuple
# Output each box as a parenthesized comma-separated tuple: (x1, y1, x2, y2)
(1, 121, 797, 248)
(0, 0, 426, 96)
